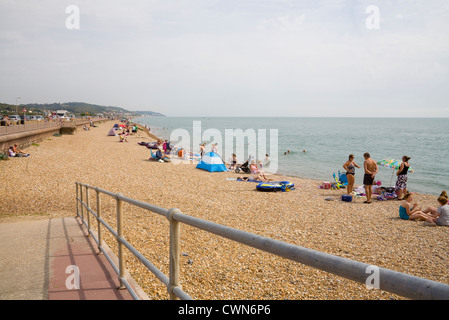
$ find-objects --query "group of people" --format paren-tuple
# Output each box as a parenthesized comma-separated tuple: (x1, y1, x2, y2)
(342, 152, 381, 204)
(399, 191, 448, 226)
(8, 144, 30, 157)
(283, 149, 306, 155)
(231, 153, 271, 182)
(199, 142, 272, 182)
(152, 139, 173, 162)
(236, 160, 271, 182)
(117, 122, 139, 142)
(199, 142, 219, 157)
(1, 115, 13, 126)
(343, 153, 411, 204)
(342, 153, 448, 226)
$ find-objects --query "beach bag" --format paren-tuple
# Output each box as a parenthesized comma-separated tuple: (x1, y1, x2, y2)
(321, 181, 331, 189)
(341, 195, 353, 202)
(381, 187, 395, 193)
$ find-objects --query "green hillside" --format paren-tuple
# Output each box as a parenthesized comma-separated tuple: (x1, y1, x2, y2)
(0, 101, 165, 117)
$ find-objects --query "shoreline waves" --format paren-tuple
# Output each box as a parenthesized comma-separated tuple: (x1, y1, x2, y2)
(1, 120, 448, 300)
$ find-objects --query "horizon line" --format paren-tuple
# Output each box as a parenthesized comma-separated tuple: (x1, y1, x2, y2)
(138, 115, 449, 119)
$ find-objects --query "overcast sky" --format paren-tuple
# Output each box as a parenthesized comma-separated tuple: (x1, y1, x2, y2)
(1, 0, 448, 117)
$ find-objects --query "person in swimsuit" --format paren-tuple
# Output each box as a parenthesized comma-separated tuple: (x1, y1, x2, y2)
(399, 192, 433, 221)
(395, 156, 411, 200)
(211, 143, 218, 153)
(363, 152, 378, 204)
(200, 143, 206, 158)
(230, 153, 238, 170)
(343, 154, 360, 195)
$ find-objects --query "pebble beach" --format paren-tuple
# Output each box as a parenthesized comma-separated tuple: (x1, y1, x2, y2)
(1, 120, 448, 300)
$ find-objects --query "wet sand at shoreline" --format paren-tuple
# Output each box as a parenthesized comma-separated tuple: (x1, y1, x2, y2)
(1, 120, 448, 300)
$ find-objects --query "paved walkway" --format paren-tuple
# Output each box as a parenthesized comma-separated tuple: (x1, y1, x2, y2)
(0, 216, 144, 300)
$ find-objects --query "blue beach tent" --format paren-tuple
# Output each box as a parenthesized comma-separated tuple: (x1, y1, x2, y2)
(196, 152, 228, 172)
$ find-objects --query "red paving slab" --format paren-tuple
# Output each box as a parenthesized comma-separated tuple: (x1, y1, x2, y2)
(47, 217, 133, 300)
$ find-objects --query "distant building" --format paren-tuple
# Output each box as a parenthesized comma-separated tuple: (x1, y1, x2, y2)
(56, 110, 69, 117)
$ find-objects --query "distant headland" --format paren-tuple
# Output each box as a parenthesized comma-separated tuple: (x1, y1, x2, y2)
(0, 101, 165, 117)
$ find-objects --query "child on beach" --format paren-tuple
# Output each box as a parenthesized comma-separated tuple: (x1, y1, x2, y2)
(419, 191, 449, 226)
(211, 143, 218, 153)
(263, 154, 270, 167)
(119, 133, 128, 142)
(399, 193, 433, 221)
(8, 146, 16, 157)
(237, 176, 264, 182)
(229, 154, 238, 170)
(200, 143, 206, 157)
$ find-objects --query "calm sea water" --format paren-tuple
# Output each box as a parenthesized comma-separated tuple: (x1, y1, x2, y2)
(133, 117, 448, 196)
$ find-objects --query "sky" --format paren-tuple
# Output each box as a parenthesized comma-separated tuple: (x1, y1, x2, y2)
(0, 0, 448, 117)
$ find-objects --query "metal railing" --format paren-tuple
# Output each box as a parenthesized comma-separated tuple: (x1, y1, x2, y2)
(0, 118, 108, 136)
(75, 182, 449, 300)
(0, 120, 61, 135)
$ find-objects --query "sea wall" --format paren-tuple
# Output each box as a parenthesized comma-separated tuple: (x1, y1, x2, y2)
(0, 118, 109, 153)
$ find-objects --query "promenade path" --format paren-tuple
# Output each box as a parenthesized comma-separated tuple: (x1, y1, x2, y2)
(0, 216, 142, 300)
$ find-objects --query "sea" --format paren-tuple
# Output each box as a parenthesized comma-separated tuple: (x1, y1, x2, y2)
(133, 117, 448, 196)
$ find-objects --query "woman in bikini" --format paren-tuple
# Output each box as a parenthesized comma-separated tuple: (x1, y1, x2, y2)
(343, 154, 360, 195)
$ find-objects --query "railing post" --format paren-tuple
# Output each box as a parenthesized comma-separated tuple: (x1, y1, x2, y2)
(85, 185, 90, 235)
(116, 193, 126, 290)
(167, 208, 182, 300)
(80, 184, 84, 221)
(75, 183, 79, 218)
(96, 188, 102, 254)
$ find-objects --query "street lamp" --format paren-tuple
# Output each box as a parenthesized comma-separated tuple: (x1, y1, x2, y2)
(16, 97, 20, 114)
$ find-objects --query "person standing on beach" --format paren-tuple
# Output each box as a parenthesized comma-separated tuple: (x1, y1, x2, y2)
(230, 153, 238, 170)
(363, 152, 378, 204)
(343, 154, 360, 195)
(200, 143, 206, 158)
(211, 143, 218, 154)
(395, 156, 411, 200)
(263, 154, 270, 167)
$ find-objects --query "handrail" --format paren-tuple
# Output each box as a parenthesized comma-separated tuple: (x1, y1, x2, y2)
(0, 117, 108, 136)
(75, 182, 449, 300)
(0, 120, 61, 136)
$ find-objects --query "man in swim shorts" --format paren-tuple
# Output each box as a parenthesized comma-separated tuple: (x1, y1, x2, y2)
(363, 152, 378, 204)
